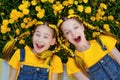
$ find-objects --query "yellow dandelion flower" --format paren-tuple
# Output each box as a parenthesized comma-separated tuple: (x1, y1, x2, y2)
(102, 16, 107, 21)
(27, 21, 33, 28)
(19, 39, 25, 44)
(83, 0, 88, 3)
(85, 6, 91, 14)
(97, 9, 105, 16)
(35, 6, 41, 12)
(52, 4, 64, 13)
(31, 1, 37, 6)
(18, 4, 26, 11)
(48, 0, 54, 3)
(24, 31, 30, 36)
(16, 28, 20, 35)
(10, 10, 19, 20)
(25, 25, 29, 29)
(103, 24, 110, 32)
(7, 27, 11, 32)
(63, 1, 69, 6)
(37, 9, 45, 19)
(2, 19, 9, 25)
(27, 17, 32, 21)
(92, 32, 100, 38)
(78, 0, 83, 3)
(1, 25, 8, 34)
(100, 11, 105, 16)
(41, 0, 47, 3)
(100, 3, 107, 9)
(90, 16, 96, 21)
(74, 1, 78, 5)
(17, 12, 24, 18)
(115, 21, 119, 25)
(108, 15, 114, 21)
(96, 13, 101, 21)
(9, 19, 14, 24)
(77, 5, 84, 12)
(56, 1, 60, 5)
(68, 0, 74, 5)
(21, 23, 26, 28)
(53, 11, 57, 16)
(32, 19, 38, 24)
(23, 18, 29, 23)
(23, 9, 29, 15)
(23, 1, 30, 8)
(68, 9, 74, 15)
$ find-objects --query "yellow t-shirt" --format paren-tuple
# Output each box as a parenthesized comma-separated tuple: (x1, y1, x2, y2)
(66, 35, 117, 75)
(9, 45, 63, 80)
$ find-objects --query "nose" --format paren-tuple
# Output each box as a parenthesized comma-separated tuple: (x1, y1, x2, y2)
(71, 31, 76, 37)
(38, 36, 43, 42)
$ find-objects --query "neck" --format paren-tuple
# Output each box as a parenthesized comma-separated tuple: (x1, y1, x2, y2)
(76, 41, 90, 52)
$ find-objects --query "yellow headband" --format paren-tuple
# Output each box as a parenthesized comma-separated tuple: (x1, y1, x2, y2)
(57, 14, 82, 27)
(57, 14, 97, 30)
(36, 21, 59, 35)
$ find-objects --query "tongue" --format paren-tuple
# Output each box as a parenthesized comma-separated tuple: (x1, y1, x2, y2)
(37, 44, 43, 49)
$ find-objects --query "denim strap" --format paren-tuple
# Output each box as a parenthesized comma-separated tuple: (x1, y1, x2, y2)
(96, 37, 107, 51)
(20, 49, 25, 62)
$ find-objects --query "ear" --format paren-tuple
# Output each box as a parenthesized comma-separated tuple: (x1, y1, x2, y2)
(51, 38, 56, 45)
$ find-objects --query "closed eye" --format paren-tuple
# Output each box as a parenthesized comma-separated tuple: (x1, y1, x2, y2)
(44, 36, 49, 38)
(74, 26, 79, 29)
(36, 34, 41, 37)
(65, 31, 70, 35)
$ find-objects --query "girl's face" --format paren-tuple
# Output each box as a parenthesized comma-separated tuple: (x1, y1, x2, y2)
(32, 25, 55, 54)
(61, 18, 86, 47)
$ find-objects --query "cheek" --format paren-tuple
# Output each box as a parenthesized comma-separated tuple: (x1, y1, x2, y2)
(45, 38, 53, 44)
(64, 34, 71, 41)
(32, 36, 37, 42)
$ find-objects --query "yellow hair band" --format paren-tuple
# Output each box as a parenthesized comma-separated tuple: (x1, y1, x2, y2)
(57, 14, 97, 30)
(36, 21, 59, 35)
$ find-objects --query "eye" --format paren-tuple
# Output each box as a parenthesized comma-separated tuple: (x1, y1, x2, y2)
(65, 31, 70, 35)
(74, 26, 79, 29)
(36, 34, 41, 37)
(44, 36, 49, 38)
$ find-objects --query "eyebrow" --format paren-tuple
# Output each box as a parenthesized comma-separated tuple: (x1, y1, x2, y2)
(36, 30, 51, 36)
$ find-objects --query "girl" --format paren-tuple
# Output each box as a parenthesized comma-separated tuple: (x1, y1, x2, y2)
(57, 14, 120, 80)
(8, 21, 63, 80)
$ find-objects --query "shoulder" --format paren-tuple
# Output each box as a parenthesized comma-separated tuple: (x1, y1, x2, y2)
(13, 49, 21, 56)
(52, 55, 62, 61)
(99, 35, 117, 51)
(24, 45, 30, 51)
(99, 35, 117, 41)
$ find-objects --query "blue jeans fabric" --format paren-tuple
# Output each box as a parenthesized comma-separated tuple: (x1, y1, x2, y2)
(17, 65, 49, 80)
(87, 54, 120, 80)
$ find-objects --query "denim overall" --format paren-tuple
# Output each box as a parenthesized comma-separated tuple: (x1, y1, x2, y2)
(87, 38, 120, 80)
(17, 49, 49, 80)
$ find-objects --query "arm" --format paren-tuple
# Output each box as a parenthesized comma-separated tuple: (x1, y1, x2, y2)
(9, 67, 18, 80)
(52, 73, 58, 80)
(110, 47, 120, 65)
(73, 72, 90, 80)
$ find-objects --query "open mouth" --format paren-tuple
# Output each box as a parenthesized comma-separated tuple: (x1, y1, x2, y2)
(36, 43, 44, 49)
(74, 36, 81, 43)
